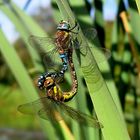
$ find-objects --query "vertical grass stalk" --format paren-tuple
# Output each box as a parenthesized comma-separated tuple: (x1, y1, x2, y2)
(54, 0, 131, 140)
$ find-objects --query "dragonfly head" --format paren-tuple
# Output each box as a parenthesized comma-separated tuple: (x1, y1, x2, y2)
(37, 75, 46, 90)
(57, 20, 70, 31)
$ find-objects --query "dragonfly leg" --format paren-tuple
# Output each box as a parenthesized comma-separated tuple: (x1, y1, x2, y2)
(73, 38, 82, 49)
(69, 21, 79, 34)
(69, 21, 77, 30)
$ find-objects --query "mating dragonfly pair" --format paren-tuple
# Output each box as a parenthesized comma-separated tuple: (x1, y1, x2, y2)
(18, 20, 110, 128)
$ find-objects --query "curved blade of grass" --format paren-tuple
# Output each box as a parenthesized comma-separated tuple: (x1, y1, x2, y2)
(74, 61, 99, 140)
(128, 0, 140, 45)
(135, 0, 140, 14)
(54, 0, 131, 140)
(66, 1, 123, 139)
(0, 2, 75, 140)
(51, 0, 62, 22)
(0, 3, 44, 72)
(69, 1, 102, 139)
(0, 28, 58, 140)
(70, 0, 123, 118)
(9, 1, 58, 55)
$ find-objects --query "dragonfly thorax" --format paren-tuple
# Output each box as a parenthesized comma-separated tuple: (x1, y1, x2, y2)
(44, 77, 55, 89)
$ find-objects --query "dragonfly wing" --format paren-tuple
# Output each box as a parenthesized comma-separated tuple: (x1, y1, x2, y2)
(90, 47, 111, 64)
(74, 28, 111, 63)
(18, 99, 42, 115)
(58, 102, 103, 128)
(84, 28, 97, 43)
(84, 28, 111, 62)
(38, 105, 63, 121)
(18, 98, 63, 121)
(74, 32, 111, 64)
(28, 35, 56, 55)
(75, 45, 111, 66)
(74, 28, 97, 49)
(43, 49, 63, 72)
(34, 98, 63, 121)
(17, 97, 51, 115)
(29, 35, 63, 71)
(18, 98, 103, 128)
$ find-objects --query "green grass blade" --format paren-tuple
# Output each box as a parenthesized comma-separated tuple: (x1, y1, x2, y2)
(135, 0, 140, 14)
(0, 29, 36, 100)
(70, 0, 123, 119)
(128, 0, 140, 45)
(54, 0, 131, 140)
(69, 1, 101, 139)
(0, 28, 57, 140)
(10, 1, 47, 36)
(0, 4, 43, 72)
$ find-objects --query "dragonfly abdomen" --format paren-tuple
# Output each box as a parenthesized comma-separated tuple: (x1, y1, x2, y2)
(59, 52, 69, 71)
(62, 49, 78, 102)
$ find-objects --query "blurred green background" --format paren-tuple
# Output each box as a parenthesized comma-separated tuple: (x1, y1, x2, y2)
(0, 0, 140, 140)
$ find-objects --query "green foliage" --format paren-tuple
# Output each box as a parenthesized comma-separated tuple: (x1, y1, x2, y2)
(135, 0, 140, 14)
(0, 0, 137, 140)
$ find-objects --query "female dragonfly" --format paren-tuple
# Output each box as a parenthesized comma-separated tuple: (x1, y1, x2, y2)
(18, 71, 103, 128)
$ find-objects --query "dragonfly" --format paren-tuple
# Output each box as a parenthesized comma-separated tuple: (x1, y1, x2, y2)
(29, 20, 111, 72)
(18, 72, 103, 128)
(29, 20, 80, 76)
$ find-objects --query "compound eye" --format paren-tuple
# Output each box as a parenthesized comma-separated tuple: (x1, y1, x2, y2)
(39, 75, 44, 80)
(37, 75, 45, 90)
(38, 82, 44, 90)
(38, 82, 41, 87)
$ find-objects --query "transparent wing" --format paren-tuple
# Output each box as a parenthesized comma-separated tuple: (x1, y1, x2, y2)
(18, 98, 68, 122)
(75, 28, 111, 63)
(90, 47, 111, 63)
(17, 97, 47, 115)
(28, 35, 56, 54)
(84, 28, 97, 43)
(43, 49, 63, 72)
(38, 102, 62, 121)
(38, 99, 103, 128)
(18, 97, 103, 128)
(29, 35, 63, 71)
(58, 101, 103, 128)
(17, 97, 63, 120)
(73, 28, 97, 50)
